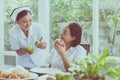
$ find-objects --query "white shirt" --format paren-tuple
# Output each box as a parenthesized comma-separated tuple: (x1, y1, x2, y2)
(47, 45, 86, 71)
(9, 23, 46, 68)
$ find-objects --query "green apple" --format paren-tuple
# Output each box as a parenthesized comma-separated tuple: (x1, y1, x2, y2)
(55, 73, 64, 80)
(35, 40, 41, 46)
(26, 45, 34, 51)
(63, 73, 73, 80)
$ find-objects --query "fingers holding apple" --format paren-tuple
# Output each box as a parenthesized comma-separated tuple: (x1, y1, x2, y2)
(35, 40, 41, 47)
(35, 40, 47, 49)
(35, 37, 43, 47)
(54, 38, 66, 55)
(55, 38, 65, 47)
(25, 45, 34, 55)
(41, 42, 47, 49)
(39, 37, 43, 41)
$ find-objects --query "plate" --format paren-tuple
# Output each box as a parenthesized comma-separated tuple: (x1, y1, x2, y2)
(38, 75, 48, 80)
(25, 72, 39, 80)
(0, 72, 38, 80)
(30, 68, 62, 75)
(0, 65, 38, 80)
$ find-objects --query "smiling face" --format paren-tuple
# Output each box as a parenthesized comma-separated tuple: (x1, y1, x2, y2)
(60, 26, 76, 45)
(16, 13, 32, 32)
(60, 22, 82, 47)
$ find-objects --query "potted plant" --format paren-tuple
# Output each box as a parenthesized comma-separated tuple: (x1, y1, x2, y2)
(69, 47, 120, 80)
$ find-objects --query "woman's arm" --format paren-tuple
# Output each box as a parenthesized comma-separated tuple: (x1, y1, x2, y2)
(35, 37, 47, 49)
(16, 47, 34, 55)
(55, 43, 70, 71)
(59, 51, 70, 71)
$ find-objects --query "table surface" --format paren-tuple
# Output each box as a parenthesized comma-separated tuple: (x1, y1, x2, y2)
(0, 65, 117, 80)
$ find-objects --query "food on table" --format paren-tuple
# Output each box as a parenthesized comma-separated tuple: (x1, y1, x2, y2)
(0, 66, 31, 79)
(46, 75, 56, 80)
(45, 72, 73, 80)
(55, 73, 64, 80)
(0, 70, 9, 78)
(63, 73, 73, 80)
(19, 73, 31, 79)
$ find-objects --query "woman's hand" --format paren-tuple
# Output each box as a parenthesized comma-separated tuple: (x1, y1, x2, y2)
(16, 48, 29, 55)
(25, 49, 34, 55)
(54, 39, 65, 56)
(54, 39, 70, 71)
(25, 45, 34, 55)
(35, 37, 47, 49)
(35, 41, 47, 49)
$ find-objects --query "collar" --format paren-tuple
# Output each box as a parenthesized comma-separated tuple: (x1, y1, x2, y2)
(16, 24, 33, 39)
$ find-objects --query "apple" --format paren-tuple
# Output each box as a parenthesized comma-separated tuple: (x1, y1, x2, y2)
(55, 38, 64, 47)
(35, 40, 41, 46)
(55, 73, 64, 80)
(46, 76, 56, 80)
(63, 73, 73, 80)
(26, 45, 34, 52)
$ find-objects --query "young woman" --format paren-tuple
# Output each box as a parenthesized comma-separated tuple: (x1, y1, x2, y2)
(9, 6, 47, 68)
(47, 22, 86, 71)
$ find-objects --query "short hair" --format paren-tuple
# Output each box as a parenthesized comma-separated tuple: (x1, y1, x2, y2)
(68, 22, 82, 47)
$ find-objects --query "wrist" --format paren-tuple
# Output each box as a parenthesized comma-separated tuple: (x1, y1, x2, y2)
(23, 48, 27, 53)
(59, 51, 66, 57)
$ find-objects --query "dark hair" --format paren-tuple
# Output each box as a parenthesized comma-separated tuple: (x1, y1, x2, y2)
(68, 22, 82, 47)
(16, 10, 32, 21)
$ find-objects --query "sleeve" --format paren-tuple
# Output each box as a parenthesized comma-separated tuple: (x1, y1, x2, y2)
(73, 46, 87, 62)
(9, 30, 20, 50)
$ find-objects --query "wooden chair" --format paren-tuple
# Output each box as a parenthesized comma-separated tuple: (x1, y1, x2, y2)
(80, 44, 90, 54)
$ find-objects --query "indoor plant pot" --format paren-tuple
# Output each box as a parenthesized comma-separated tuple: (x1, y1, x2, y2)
(69, 47, 120, 80)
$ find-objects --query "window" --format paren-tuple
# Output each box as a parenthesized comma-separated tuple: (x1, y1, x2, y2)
(50, 0, 92, 50)
(50, 0, 120, 57)
(99, 0, 120, 56)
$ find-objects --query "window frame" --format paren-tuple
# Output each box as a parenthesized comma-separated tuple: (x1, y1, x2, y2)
(92, 0, 99, 54)
(0, 0, 5, 65)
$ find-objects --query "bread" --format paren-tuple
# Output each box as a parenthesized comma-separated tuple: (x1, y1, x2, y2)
(46, 75, 56, 80)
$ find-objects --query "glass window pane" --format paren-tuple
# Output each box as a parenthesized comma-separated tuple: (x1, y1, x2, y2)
(50, 0, 92, 49)
(99, 0, 120, 56)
